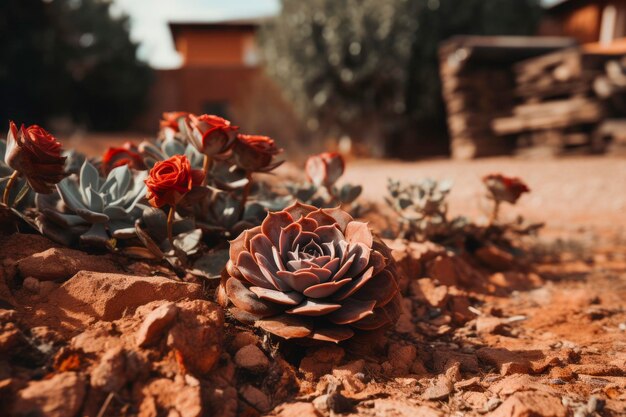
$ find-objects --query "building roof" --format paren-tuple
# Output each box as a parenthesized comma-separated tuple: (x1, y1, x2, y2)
(168, 16, 273, 35)
(440, 36, 578, 64)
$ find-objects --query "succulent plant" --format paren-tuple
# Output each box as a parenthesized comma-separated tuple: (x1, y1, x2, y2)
(386, 178, 466, 242)
(37, 161, 147, 247)
(0, 139, 35, 209)
(220, 202, 402, 343)
(285, 152, 362, 210)
(139, 137, 204, 170)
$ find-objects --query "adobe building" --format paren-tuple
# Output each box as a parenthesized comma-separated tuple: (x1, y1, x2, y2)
(540, 0, 626, 47)
(137, 18, 303, 147)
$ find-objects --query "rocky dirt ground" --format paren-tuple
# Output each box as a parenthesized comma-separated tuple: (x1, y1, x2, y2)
(1, 156, 625, 417)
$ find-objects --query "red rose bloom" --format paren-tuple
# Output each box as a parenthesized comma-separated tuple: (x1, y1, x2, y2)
(232, 134, 283, 172)
(160, 112, 189, 133)
(483, 173, 530, 204)
(145, 155, 204, 208)
(102, 142, 145, 174)
(305, 152, 345, 187)
(4, 121, 66, 193)
(184, 114, 238, 157)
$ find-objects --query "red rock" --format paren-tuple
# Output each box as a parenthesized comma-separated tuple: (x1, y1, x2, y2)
(488, 392, 567, 417)
(240, 384, 271, 412)
(230, 331, 261, 352)
(46, 271, 203, 323)
(474, 245, 515, 271)
(90, 346, 127, 392)
(433, 349, 479, 373)
(136, 377, 202, 417)
(0, 233, 60, 260)
(300, 345, 345, 378)
(422, 375, 454, 401)
(374, 399, 443, 417)
(135, 302, 179, 347)
(427, 255, 460, 286)
(387, 343, 417, 375)
(17, 247, 120, 281)
(276, 402, 322, 417)
(476, 316, 507, 335)
(13, 372, 86, 417)
(167, 300, 224, 375)
(234, 344, 269, 373)
(411, 278, 449, 308)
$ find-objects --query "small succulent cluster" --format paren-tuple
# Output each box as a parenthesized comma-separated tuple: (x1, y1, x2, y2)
(386, 178, 467, 242)
(386, 174, 540, 250)
(220, 202, 401, 342)
(286, 152, 362, 212)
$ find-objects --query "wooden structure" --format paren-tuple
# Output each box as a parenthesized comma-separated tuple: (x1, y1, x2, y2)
(491, 48, 607, 154)
(438, 36, 576, 159)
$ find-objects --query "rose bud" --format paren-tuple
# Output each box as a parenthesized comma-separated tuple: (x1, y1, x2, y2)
(232, 134, 283, 172)
(160, 111, 189, 133)
(483, 173, 530, 204)
(145, 154, 204, 208)
(305, 152, 345, 188)
(183, 114, 238, 157)
(102, 142, 145, 174)
(4, 121, 66, 194)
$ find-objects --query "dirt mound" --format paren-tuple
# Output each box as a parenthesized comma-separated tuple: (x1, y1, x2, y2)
(1, 233, 625, 416)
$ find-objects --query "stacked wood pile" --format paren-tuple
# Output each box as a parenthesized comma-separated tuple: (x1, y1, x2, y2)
(439, 36, 577, 159)
(593, 56, 626, 154)
(492, 48, 607, 155)
(439, 42, 516, 159)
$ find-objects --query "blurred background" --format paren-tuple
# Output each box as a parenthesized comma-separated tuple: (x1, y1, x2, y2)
(1, 0, 626, 160)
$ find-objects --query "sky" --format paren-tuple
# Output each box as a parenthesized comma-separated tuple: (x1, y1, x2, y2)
(114, 0, 559, 69)
(113, 0, 280, 68)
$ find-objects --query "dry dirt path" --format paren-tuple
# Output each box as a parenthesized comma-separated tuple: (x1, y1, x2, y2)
(343, 156, 626, 236)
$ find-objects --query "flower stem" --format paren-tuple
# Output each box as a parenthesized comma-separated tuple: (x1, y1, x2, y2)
(2, 171, 19, 206)
(489, 200, 500, 225)
(239, 172, 253, 220)
(167, 205, 176, 249)
(202, 155, 213, 185)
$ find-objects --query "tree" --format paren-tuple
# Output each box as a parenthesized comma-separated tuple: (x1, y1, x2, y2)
(0, 0, 152, 130)
(260, 0, 542, 156)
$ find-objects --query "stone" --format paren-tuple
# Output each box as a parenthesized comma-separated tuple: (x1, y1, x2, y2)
(90, 346, 127, 392)
(137, 377, 202, 417)
(240, 385, 271, 412)
(135, 302, 179, 347)
(374, 399, 443, 417)
(427, 255, 460, 286)
(387, 343, 417, 375)
(422, 375, 454, 401)
(167, 300, 224, 375)
(0, 233, 60, 260)
(488, 392, 567, 417)
(476, 316, 507, 335)
(230, 331, 261, 351)
(22, 276, 40, 293)
(300, 345, 345, 378)
(432, 349, 479, 373)
(46, 271, 203, 323)
(234, 344, 270, 373)
(276, 402, 322, 417)
(411, 278, 449, 308)
(474, 245, 515, 270)
(332, 360, 367, 393)
(13, 372, 85, 417)
(17, 247, 120, 281)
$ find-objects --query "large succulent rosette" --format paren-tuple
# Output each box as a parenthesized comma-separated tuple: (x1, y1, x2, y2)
(221, 202, 402, 343)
